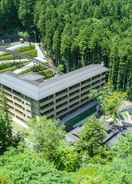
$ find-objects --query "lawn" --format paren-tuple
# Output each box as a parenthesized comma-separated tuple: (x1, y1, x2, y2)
(0, 61, 29, 72)
(16, 45, 37, 57)
(0, 53, 14, 60)
(0, 45, 37, 61)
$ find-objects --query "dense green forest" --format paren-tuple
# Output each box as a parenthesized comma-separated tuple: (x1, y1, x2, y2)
(0, 104, 132, 184)
(0, 89, 131, 184)
(0, 1, 132, 182)
(0, 0, 132, 98)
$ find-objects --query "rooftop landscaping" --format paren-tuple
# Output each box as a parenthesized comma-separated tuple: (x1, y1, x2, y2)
(16, 45, 37, 57)
(33, 64, 55, 79)
(0, 52, 14, 61)
(0, 45, 37, 61)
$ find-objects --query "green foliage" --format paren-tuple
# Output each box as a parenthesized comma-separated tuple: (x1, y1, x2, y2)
(0, 148, 73, 184)
(40, 69, 54, 78)
(1, 132, 132, 184)
(74, 167, 106, 184)
(0, 0, 132, 97)
(57, 64, 65, 72)
(0, 91, 13, 153)
(0, 114, 132, 183)
(34, 0, 132, 97)
(55, 142, 80, 172)
(0, 53, 14, 61)
(0, 46, 37, 61)
(16, 45, 35, 52)
(0, 112, 13, 154)
(18, 31, 29, 41)
(32, 65, 54, 78)
(0, 91, 20, 154)
(91, 83, 127, 115)
(74, 133, 132, 184)
(18, 0, 35, 30)
(0, 0, 19, 34)
(101, 91, 127, 115)
(25, 117, 79, 172)
(26, 116, 65, 160)
(16, 45, 37, 57)
(76, 117, 111, 165)
(0, 0, 132, 182)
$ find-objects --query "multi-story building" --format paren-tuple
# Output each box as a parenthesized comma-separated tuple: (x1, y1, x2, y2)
(0, 64, 108, 123)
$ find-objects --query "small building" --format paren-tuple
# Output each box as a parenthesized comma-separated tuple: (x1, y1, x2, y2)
(0, 64, 108, 123)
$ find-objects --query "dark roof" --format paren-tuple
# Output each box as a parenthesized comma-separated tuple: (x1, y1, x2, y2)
(0, 64, 108, 100)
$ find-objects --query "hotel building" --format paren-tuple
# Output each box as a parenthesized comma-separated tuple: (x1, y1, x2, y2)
(0, 64, 108, 123)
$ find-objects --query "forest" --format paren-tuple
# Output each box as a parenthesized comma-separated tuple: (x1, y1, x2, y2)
(0, 0, 132, 99)
(0, 0, 132, 98)
(0, 90, 131, 183)
(0, 1, 132, 183)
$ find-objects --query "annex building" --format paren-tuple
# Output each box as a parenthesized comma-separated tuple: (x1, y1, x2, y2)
(0, 64, 108, 123)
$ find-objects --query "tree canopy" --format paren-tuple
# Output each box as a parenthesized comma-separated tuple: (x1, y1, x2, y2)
(0, 0, 132, 97)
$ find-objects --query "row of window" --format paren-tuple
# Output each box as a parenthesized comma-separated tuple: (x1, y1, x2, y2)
(40, 77, 105, 107)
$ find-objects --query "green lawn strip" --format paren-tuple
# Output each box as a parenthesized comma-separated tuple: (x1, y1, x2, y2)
(16, 45, 35, 52)
(0, 45, 37, 61)
(16, 45, 37, 57)
(21, 49, 37, 57)
(0, 61, 29, 72)
(0, 53, 14, 61)
(0, 66, 17, 72)
(0, 63, 16, 70)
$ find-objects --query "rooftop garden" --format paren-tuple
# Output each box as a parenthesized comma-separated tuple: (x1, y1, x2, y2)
(0, 52, 14, 61)
(0, 61, 28, 72)
(0, 45, 37, 61)
(33, 64, 55, 79)
(16, 45, 37, 57)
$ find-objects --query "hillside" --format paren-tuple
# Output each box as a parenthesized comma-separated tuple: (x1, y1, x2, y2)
(0, 0, 132, 99)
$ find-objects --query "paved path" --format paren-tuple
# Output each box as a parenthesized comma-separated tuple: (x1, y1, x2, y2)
(14, 43, 49, 74)
(0, 42, 29, 55)
(7, 42, 29, 51)
(0, 42, 56, 74)
(34, 43, 48, 62)
(14, 62, 34, 74)
(35, 43, 45, 58)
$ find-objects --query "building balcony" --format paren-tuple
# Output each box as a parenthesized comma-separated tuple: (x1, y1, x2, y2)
(55, 92, 68, 100)
(45, 111, 55, 117)
(81, 98, 90, 105)
(81, 87, 90, 94)
(68, 103, 80, 112)
(81, 81, 91, 87)
(69, 93, 80, 100)
(81, 92, 89, 98)
(69, 98, 80, 106)
(69, 85, 80, 93)
(40, 98, 54, 107)
(40, 105, 54, 114)
(56, 110, 69, 118)
(56, 98, 68, 106)
(56, 104, 68, 113)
